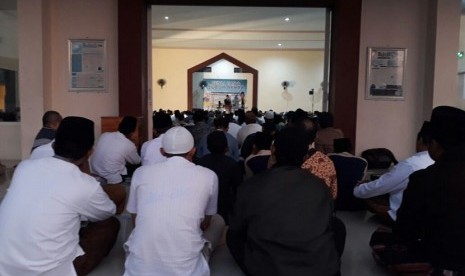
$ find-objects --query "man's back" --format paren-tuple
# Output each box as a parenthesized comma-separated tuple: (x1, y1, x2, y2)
(301, 150, 338, 199)
(237, 123, 261, 146)
(227, 166, 340, 276)
(197, 153, 242, 224)
(91, 131, 140, 183)
(0, 157, 115, 275)
(197, 131, 240, 161)
(227, 122, 241, 140)
(125, 156, 218, 276)
(189, 121, 213, 149)
(140, 134, 167, 165)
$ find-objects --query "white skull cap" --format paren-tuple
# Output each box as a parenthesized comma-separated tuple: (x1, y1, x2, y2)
(162, 126, 194, 154)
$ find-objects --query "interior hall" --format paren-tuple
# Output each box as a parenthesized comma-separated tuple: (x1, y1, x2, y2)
(1, 0, 465, 275)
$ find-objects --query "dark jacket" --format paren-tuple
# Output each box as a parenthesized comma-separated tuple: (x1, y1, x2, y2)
(396, 147, 465, 272)
(197, 153, 242, 224)
(227, 166, 340, 276)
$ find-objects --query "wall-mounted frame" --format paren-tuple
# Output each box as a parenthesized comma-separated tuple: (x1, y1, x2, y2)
(366, 47, 406, 100)
(68, 39, 106, 92)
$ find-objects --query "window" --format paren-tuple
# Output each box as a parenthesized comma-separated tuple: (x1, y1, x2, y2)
(0, 0, 19, 122)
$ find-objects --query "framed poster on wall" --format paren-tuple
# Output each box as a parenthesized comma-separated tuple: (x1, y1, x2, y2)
(68, 39, 106, 92)
(366, 47, 406, 100)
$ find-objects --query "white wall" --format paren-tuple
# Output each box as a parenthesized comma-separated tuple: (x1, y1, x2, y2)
(0, 122, 20, 159)
(152, 48, 324, 113)
(458, 15, 465, 73)
(457, 15, 465, 109)
(18, 0, 45, 159)
(356, 0, 461, 160)
(45, 0, 119, 136)
(432, 0, 461, 107)
(17, 0, 119, 159)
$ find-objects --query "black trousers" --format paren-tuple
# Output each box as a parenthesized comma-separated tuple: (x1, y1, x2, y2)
(73, 217, 120, 276)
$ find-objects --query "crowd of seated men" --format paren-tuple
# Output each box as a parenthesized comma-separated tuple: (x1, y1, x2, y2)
(0, 105, 464, 275)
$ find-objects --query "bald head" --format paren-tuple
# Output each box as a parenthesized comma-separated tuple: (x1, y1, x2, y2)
(42, 111, 62, 130)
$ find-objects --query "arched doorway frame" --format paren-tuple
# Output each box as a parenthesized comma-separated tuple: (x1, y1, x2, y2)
(187, 52, 258, 109)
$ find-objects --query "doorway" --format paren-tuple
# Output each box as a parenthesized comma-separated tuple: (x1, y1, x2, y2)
(118, 0, 361, 147)
(150, 5, 330, 113)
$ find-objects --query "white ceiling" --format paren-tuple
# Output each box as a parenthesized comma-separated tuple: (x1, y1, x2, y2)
(151, 6, 327, 50)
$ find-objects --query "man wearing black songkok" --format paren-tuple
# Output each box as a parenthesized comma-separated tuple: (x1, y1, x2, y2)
(0, 116, 119, 276)
(376, 106, 465, 274)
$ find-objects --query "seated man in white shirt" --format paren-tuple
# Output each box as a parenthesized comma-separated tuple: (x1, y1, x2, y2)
(91, 116, 141, 213)
(124, 126, 225, 276)
(140, 111, 173, 165)
(0, 116, 119, 276)
(29, 139, 124, 209)
(91, 116, 141, 183)
(353, 122, 434, 225)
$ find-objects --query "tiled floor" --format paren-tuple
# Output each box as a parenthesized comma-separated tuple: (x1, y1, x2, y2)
(0, 160, 390, 276)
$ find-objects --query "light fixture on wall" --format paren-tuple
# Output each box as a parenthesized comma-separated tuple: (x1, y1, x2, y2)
(281, 81, 289, 90)
(157, 78, 166, 89)
(199, 80, 207, 90)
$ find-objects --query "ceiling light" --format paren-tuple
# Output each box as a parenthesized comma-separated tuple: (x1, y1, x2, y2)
(164, 16, 169, 20)
(285, 17, 290, 22)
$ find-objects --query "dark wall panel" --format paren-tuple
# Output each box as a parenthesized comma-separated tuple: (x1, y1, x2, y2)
(118, 0, 148, 141)
(329, 0, 362, 149)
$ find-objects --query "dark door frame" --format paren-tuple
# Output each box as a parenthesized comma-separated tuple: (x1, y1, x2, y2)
(118, 0, 362, 147)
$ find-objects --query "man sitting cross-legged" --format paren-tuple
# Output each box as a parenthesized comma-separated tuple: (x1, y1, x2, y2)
(90, 116, 141, 214)
(372, 106, 465, 275)
(354, 122, 433, 225)
(227, 127, 340, 276)
(0, 116, 119, 276)
(124, 126, 225, 276)
(197, 131, 243, 225)
(90, 116, 141, 184)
